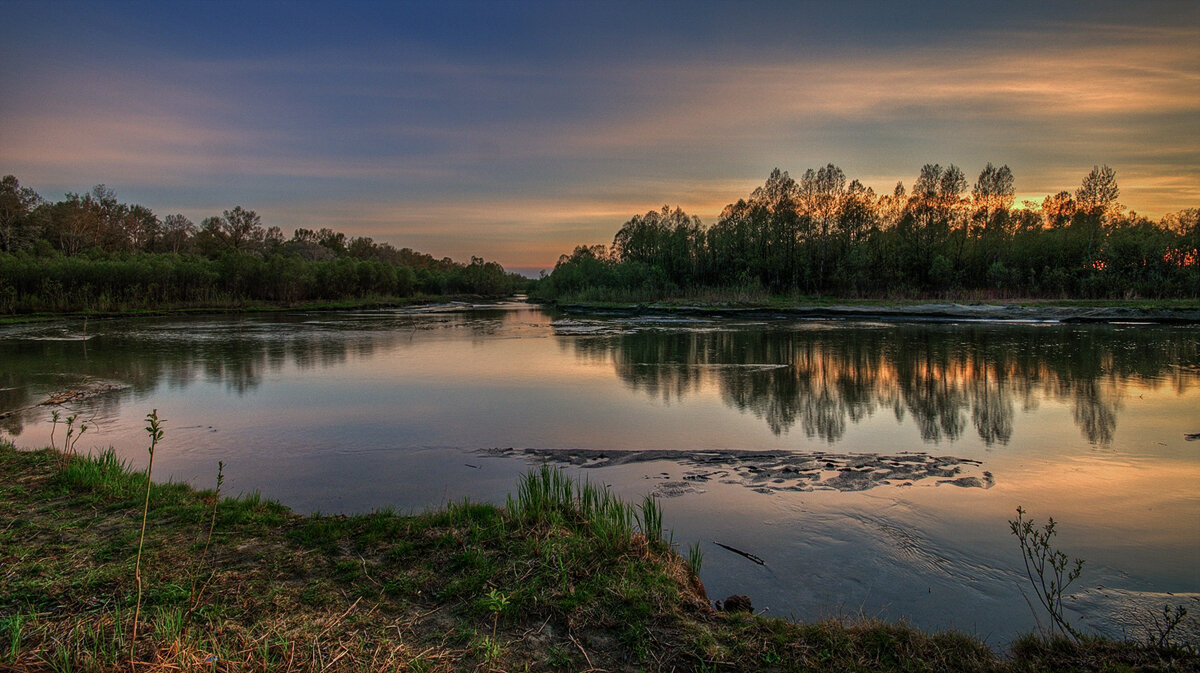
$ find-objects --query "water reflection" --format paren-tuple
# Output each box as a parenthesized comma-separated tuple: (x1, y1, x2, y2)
(3, 313, 1197, 449)
(566, 323, 1200, 445)
(0, 310, 513, 435)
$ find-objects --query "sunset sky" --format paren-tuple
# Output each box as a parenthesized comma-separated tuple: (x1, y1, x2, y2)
(2, 1, 1197, 272)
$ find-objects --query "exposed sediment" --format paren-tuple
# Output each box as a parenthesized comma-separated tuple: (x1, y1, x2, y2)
(481, 447, 994, 496)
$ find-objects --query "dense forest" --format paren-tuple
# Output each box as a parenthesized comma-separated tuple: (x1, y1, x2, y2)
(0, 176, 529, 314)
(532, 164, 1200, 301)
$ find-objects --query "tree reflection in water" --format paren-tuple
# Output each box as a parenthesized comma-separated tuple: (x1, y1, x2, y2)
(567, 323, 1199, 446)
(2, 316, 1196, 449)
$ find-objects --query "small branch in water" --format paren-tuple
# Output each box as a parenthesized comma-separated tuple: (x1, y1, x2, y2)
(713, 541, 765, 566)
(1185, 432, 1200, 441)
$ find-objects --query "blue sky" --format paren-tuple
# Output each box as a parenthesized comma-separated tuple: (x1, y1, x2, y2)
(2, 1, 1197, 270)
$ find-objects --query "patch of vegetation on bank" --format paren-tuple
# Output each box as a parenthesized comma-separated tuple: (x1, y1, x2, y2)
(1, 440, 1195, 672)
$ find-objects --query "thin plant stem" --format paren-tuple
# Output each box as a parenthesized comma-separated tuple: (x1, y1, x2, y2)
(130, 409, 163, 668)
(186, 461, 224, 625)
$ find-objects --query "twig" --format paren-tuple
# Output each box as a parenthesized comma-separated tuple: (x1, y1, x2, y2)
(315, 596, 362, 641)
(517, 615, 553, 641)
(713, 541, 765, 565)
(359, 555, 381, 586)
(568, 632, 595, 671)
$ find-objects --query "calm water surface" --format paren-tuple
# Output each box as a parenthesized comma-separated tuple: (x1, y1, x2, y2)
(2, 302, 1197, 645)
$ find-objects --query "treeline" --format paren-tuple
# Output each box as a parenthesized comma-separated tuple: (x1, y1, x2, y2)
(533, 164, 1200, 301)
(0, 176, 528, 313)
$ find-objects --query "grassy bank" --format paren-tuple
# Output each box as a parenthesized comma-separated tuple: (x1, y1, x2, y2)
(1, 441, 1195, 672)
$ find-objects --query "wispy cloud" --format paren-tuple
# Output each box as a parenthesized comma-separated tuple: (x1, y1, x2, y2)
(1, 10, 1196, 265)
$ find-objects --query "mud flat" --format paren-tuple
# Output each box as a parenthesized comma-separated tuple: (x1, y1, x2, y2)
(481, 447, 994, 496)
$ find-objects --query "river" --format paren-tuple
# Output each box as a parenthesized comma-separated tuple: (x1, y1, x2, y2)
(2, 301, 1197, 646)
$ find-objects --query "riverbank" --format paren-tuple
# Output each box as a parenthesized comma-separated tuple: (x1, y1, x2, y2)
(547, 298, 1200, 324)
(2, 441, 1195, 672)
(0, 295, 503, 326)
(6, 296, 1198, 326)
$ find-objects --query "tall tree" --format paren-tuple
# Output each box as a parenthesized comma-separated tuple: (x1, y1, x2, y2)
(160, 214, 196, 253)
(612, 205, 703, 285)
(751, 169, 802, 290)
(0, 175, 44, 253)
(47, 192, 101, 255)
(220, 206, 265, 251)
(87, 185, 132, 251)
(972, 163, 1015, 218)
(123, 204, 161, 251)
(1075, 164, 1119, 216)
(1041, 191, 1076, 229)
(902, 164, 967, 286)
(798, 164, 846, 284)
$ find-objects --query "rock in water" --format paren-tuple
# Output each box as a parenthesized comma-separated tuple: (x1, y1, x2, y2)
(718, 595, 753, 613)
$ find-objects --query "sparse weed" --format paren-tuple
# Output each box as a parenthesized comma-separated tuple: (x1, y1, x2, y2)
(482, 588, 510, 642)
(1, 613, 23, 663)
(153, 606, 184, 644)
(1009, 506, 1085, 639)
(130, 408, 164, 665)
(687, 540, 704, 575)
(48, 410, 60, 451)
(473, 634, 502, 667)
(185, 460, 224, 626)
(1145, 603, 1191, 649)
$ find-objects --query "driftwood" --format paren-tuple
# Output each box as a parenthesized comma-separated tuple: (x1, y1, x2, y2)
(41, 383, 126, 406)
(713, 541, 765, 566)
(1185, 433, 1200, 441)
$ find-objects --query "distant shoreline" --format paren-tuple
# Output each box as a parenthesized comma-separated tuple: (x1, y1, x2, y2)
(0, 294, 505, 325)
(547, 299, 1200, 324)
(4, 296, 1198, 326)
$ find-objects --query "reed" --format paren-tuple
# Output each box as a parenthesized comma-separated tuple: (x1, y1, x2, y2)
(686, 540, 704, 575)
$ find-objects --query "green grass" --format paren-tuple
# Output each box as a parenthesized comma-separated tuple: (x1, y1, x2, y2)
(0, 439, 1195, 672)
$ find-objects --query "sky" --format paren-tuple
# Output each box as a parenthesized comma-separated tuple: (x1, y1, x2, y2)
(2, 1, 1198, 272)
